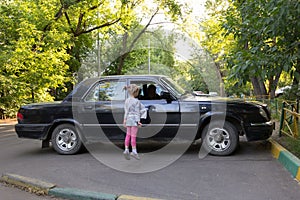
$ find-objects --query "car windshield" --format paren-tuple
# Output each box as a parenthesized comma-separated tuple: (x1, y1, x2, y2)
(161, 77, 187, 97)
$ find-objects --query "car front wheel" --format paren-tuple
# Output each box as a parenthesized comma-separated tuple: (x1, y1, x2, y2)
(201, 121, 238, 156)
(51, 124, 83, 155)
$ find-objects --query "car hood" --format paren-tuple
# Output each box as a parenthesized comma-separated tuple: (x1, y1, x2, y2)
(182, 94, 263, 107)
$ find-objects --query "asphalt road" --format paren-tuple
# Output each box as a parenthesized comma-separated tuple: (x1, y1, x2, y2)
(1, 124, 300, 200)
(0, 125, 62, 200)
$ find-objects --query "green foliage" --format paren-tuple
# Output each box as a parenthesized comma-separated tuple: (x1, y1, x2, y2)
(0, 0, 186, 118)
(280, 85, 300, 101)
(200, 0, 300, 98)
(174, 60, 209, 93)
(158, 0, 184, 21)
(78, 21, 178, 79)
(0, 0, 71, 117)
(277, 135, 300, 159)
(102, 28, 176, 76)
(224, 79, 252, 97)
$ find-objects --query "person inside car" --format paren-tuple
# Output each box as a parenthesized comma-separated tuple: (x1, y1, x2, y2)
(146, 84, 161, 100)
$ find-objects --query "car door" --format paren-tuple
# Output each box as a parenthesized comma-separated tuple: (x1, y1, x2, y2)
(128, 78, 181, 140)
(79, 79, 127, 142)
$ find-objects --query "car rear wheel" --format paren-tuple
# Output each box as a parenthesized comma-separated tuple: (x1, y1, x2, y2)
(201, 121, 238, 156)
(51, 124, 83, 155)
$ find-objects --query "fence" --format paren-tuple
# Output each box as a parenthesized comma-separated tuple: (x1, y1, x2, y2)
(279, 100, 299, 139)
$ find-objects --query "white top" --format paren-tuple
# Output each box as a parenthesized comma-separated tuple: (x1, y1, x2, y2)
(124, 97, 147, 126)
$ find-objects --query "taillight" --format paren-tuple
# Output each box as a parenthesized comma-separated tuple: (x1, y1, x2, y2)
(17, 112, 24, 121)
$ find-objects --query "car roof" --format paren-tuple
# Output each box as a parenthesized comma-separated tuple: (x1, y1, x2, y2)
(79, 75, 167, 81)
(99, 75, 167, 80)
(79, 75, 168, 85)
(64, 75, 168, 102)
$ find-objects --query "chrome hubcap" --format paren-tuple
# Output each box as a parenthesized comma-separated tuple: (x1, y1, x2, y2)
(206, 127, 230, 152)
(56, 128, 77, 151)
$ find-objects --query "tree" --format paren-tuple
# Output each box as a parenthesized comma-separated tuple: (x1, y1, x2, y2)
(0, 0, 71, 117)
(188, 0, 236, 96)
(200, 0, 300, 98)
(0, 0, 187, 118)
(79, 0, 190, 77)
(89, 26, 177, 77)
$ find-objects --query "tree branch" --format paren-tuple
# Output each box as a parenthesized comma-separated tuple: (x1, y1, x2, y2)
(89, 0, 104, 11)
(128, 7, 160, 51)
(148, 21, 174, 26)
(80, 18, 121, 35)
(74, 12, 85, 36)
(64, 12, 75, 35)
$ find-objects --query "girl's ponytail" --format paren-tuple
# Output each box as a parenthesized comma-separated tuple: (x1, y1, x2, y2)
(125, 84, 139, 97)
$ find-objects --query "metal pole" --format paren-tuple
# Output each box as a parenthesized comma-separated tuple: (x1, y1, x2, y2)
(297, 99, 299, 136)
(97, 12, 101, 77)
(279, 101, 286, 137)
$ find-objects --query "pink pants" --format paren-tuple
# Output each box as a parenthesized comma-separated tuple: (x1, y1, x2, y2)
(125, 126, 138, 148)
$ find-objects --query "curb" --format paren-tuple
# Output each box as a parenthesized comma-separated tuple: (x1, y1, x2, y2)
(48, 187, 117, 200)
(0, 173, 163, 200)
(269, 139, 300, 182)
(117, 195, 162, 200)
(0, 173, 56, 194)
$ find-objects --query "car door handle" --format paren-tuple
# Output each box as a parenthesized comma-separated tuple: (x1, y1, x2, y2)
(84, 105, 93, 110)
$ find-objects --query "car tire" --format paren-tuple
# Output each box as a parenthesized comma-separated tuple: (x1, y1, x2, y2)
(51, 124, 83, 155)
(201, 121, 238, 156)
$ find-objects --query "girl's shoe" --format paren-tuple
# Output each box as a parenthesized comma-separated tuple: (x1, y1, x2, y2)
(123, 150, 130, 160)
(130, 152, 140, 160)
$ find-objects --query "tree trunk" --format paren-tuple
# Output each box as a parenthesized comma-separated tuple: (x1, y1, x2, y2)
(251, 77, 261, 96)
(269, 72, 281, 99)
(117, 54, 127, 75)
(258, 77, 267, 97)
(251, 76, 267, 99)
(117, 32, 128, 75)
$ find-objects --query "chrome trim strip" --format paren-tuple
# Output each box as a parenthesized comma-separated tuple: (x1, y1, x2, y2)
(82, 124, 197, 127)
(250, 121, 273, 126)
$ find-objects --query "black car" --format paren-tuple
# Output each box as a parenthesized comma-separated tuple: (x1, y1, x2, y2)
(15, 75, 274, 156)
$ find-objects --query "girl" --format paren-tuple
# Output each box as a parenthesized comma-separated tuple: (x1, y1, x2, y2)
(123, 84, 146, 160)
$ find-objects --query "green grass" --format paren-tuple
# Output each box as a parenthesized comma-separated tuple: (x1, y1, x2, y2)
(276, 135, 300, 159)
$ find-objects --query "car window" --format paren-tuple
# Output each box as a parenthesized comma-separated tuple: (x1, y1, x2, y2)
(85, 80, 126, 102)
(129, 80, 165, 100)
